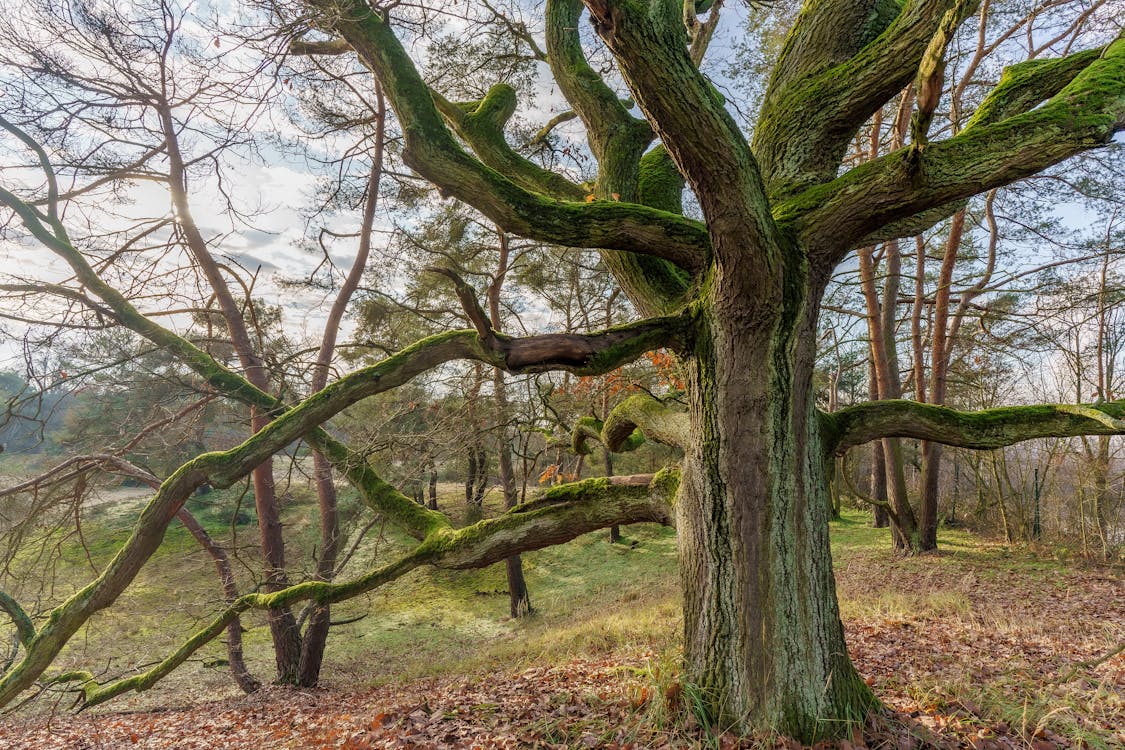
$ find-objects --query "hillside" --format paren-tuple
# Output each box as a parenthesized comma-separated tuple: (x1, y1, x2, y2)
(0, 489, 1121, 749)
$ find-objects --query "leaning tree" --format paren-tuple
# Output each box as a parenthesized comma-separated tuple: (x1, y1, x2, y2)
(1, 0, 1124, 742)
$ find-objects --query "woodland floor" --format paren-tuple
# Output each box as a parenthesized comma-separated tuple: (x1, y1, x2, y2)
(0, 498, 1121, 750)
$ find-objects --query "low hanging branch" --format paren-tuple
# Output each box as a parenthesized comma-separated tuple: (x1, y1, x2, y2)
(827, 399, 1125, 454)
(57, 470, 678, 710)
(0, 130, 695, 708)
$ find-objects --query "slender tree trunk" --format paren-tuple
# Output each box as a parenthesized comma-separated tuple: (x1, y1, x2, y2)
(174, 507, 260, 693)
(1092, 436, 1112, 561)
(990, 451, 1014, 543)
(867, 361, 890, 528)
(297, 86, 386, 687)
(465, 448, 477, 506)
(858, 246, 919, 550)
(605, 450, 622, 542)
(495, 407, 531, 617)
(918, 209, 967, 551)
(159, 102, 303, 683)
(427, 458, 438, 510)
(473, 447, 489, 506)
(488, 231, 531, 617)
(297, 453, 337, 685)
(679, 273, 874, 739)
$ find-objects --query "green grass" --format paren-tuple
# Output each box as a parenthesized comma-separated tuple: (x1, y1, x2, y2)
(4, 490, 1121, 747)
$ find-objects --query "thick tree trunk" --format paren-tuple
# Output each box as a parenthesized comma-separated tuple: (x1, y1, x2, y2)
(679, 280, 874, 740)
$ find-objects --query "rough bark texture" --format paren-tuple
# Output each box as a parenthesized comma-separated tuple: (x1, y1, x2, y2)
(3, 0, 1124, 743)
(679, 273, 875, 739)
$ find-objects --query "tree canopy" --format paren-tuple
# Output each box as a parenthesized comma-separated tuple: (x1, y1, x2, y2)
(0, 0, 1123, 743)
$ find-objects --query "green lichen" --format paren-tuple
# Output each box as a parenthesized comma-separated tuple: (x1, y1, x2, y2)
(637, 144, 684, 215)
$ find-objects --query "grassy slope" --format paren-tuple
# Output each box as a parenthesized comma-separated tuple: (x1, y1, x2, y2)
(4, 486, 1122, 746)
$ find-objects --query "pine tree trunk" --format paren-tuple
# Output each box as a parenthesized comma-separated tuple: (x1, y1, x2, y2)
(427, 461, 438, 510)
(249, 437, 302, 684)
(679, 282, 874, 740)
(297, 451, 340, 687)
(494, 366, 531, 618)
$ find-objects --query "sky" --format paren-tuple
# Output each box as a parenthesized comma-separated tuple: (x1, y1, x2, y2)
(0, 0, 1122, 392)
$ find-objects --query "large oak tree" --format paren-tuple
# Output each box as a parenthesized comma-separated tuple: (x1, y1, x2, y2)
(1, 0, 1124, 743)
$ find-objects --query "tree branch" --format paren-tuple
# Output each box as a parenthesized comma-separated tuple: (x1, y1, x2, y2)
(64, 470, 677, 709)
(827, 398, 1125, 454)
(0, 592, 34, 650)
(583, 0, 780, 272)
(781, 36, 1124, 262)
(543, 0, 694, 313)
(572, 392, 689, 454)
(754, 0, 979, 198)
(301, 0, 709, 273)
(430, 85, 587, 202)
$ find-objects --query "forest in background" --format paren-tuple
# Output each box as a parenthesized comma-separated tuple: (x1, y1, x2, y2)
(0, 0, 1123, 745)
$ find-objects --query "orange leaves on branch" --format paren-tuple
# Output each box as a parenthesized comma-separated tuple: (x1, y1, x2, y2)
(538, 464, 578, 485)
(645, 350, 684, 391)
(538, 464, 561, 484)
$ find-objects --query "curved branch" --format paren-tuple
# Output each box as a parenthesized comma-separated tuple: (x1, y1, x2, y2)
(572, 393, 688, 455)
(291, 34, 586, 202)
(783, 35, 1124, 262)
(0, 142, 693, 709)
(583, 0, 780, 271)
(426, 266, 495, 343)
(0, 592, 34, 649)
(602, 393, 689, 451)
(303, 0, 708, 273)
(755, 0, 979, 198)
(431, 85, 587, 202)
(544, 0, 650, 164)
(67, 470, 677, 709)
(828, 398, 1125, 454)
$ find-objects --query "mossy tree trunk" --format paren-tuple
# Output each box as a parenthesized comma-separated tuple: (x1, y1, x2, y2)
(679, 269, 876, 738)
(3, 0, 1124, 741)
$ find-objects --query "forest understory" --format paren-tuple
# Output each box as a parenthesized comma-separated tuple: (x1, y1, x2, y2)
(0, 506, 1120, 750)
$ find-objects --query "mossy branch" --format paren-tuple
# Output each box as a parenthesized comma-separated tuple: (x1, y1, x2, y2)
(430, 84, 587, 202)
(544, 0, 651, 164)
(584, 0, 781, 268)
(572, 416, 607, 456)
(0, 134, 694, 708)
(909, 0, 974, 146)
(827, 398, 1125, 454)
(602, 393, 689, 451)
(0, 592, 35, 649)
(780, 34, 1124, 263)
(571, 393, 688, 455)
(67, 471, 677, 709)
(289, 34, 583, 203)
(755, 0, 978, 198)
(303, 0, 709, 273)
